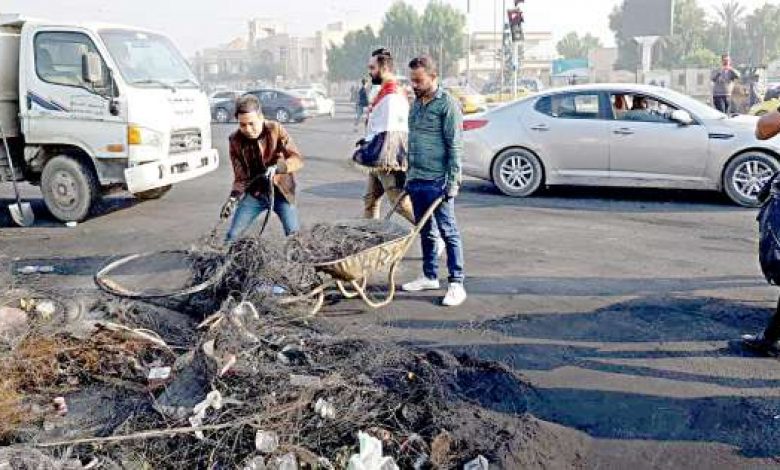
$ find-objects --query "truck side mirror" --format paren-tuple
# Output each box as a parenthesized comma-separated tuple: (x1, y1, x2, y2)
(82, 52, 104, 86)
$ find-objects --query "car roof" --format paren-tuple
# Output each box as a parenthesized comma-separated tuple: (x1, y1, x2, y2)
(537, 83, 675, 97)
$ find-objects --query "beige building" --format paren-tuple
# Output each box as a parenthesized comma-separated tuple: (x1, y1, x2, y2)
(460, 31, 555, 86)
(192, 19, 352, 86)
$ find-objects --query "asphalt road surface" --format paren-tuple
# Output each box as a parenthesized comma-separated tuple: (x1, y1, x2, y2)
(2, 108, 780, 468)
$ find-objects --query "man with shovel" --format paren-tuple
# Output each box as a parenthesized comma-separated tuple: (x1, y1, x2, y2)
(220, 95, 303, 242)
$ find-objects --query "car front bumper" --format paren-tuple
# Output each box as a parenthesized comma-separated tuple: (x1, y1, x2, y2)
(124, 148, 219, 194)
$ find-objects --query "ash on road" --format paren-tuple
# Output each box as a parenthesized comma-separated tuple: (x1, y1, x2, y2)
(2, 110, 780, 468)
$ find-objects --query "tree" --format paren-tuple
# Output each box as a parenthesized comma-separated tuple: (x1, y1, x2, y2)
(556, 32, 603, 60)
(610, 0, 709, 70)
(420, 1, 467, 77)
(716, 0, 747, 56)
(326, 26, 378, 82)
(743, 4, 780, 65)
(326, 1, 466, 81)
(655, 0, 709, 68)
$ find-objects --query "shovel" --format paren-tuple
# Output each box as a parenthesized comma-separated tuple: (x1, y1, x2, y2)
(0, 120, 34, 227)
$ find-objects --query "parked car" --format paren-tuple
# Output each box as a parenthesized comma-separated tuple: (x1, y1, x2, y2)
(209, 90, 244, 107)
(463, 83, 780, 207)
(750, 98, 779, 117)
(246, 89, 309, 123)
(211, 93, 244, 123)
(289, 88, 336, 117)
(446, 85, 487, 114)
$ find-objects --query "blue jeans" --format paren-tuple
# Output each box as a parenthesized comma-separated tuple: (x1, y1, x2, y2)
(226, 193, 299, 242)
(407, 178, 465, 283)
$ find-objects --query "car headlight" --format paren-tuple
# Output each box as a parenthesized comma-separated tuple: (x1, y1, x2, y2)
(128, 125, 164, 148)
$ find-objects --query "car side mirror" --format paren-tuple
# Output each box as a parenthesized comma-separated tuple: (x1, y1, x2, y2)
(671, 109, 693, 126)
(82, 52, 104, 86)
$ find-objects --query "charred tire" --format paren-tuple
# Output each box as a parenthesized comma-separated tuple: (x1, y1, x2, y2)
(134, 185, 172, 201)
(214, 108, 230, 123)
(491, 148, 544, 197)
(275, 108, 291, 123)
(723, 151, 780, 207)
(41, 155, 99, 222)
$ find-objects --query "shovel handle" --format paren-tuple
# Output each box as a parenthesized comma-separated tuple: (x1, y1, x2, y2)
(0, 120, 23, 206)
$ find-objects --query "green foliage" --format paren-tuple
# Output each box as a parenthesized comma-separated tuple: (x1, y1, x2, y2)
(556, 32, 603, 60)
(610, 0, 780, 70)
(327, 1, 466, 81)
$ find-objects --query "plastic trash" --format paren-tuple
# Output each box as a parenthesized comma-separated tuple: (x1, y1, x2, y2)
(255, 430, 279, 454)
(34, 300, 57, 319)
(347, 432, 399, 470)
(463, 455, 489, 470)
(314, 398, 336, 419)
(189, 390, 223, 439)
(278, 345, 308, 366)
(17, 265, 55, 274)
(275, 453, 298, 470)
(52, 397, 68, 416)
(65, 221, 78, 228)
(289, 374, 322, 387)
(243, 456, 267, 470)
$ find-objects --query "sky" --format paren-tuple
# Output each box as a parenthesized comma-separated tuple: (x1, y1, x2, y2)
(3, 0, 776, 55)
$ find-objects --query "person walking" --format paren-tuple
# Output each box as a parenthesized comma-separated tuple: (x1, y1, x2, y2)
(221, 94, 303, 242)
(353, 48, 416, 224)
(711, 54, 740, 114)
(354, 79, 369, 130)
(742, 108, 780, 355)
(401, 56, 467, 307)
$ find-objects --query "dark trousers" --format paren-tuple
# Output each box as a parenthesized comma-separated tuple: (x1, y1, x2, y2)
(406, 178, 465, 283)
(713, 95, 731, 114)
(764, 296, 780, 343)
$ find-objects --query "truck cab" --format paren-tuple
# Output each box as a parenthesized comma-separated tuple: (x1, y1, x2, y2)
(0, 15, 218, 222)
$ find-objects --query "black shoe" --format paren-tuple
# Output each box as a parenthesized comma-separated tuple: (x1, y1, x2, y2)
(741, 333, 780, 356)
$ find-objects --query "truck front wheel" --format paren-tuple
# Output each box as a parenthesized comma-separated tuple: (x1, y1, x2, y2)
(41, 155, 99, 222)
(133, 185, 172, 200)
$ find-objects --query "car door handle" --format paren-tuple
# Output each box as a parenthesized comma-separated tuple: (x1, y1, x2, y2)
(530, 124, 549, 132)
(613, 128, 634, 135)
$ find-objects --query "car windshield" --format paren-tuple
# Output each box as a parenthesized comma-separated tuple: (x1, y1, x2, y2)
(652, 88, 725, 120)
(100, 29, 199, 89)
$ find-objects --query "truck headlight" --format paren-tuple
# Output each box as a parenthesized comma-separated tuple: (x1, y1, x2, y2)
(128, 125, 164, 147)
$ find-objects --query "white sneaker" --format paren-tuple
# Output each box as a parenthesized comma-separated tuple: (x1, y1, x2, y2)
(442, 282, 467, 307)
(436, 238, 446, 258)
(401, 276, 441, 292)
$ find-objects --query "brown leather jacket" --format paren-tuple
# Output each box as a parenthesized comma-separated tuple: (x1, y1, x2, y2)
(229, 121, 303, 204)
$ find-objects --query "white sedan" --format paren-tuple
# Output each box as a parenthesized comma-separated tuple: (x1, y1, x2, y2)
(289, 88, 336, 118)
(463, 83, 780, 207)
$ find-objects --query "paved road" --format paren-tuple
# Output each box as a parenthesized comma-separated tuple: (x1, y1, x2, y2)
(2, 111, 780, 468)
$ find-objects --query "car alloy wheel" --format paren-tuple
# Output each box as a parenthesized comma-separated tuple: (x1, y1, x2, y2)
(732, 159, 774, 200)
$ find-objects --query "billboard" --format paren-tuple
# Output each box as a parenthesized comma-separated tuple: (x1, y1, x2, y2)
(623, 0, 675, 37)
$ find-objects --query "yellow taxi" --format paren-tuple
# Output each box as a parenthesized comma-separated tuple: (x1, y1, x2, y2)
(446, 86, 488, 114)
(484, 86, 531, 104)
(750, 98, 780, 116)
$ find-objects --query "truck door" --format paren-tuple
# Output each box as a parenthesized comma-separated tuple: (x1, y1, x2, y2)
(20, 28, 127, 165)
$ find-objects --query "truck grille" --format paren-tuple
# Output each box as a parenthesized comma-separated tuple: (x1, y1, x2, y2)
(169, 129, 202, 154)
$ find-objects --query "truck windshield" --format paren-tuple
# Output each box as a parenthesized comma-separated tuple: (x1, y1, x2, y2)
(99, 29, 199, 89)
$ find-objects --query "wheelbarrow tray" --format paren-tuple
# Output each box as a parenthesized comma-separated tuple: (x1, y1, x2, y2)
(311, 231, 412, 282)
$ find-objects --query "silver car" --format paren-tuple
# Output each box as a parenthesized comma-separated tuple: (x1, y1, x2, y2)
(463, 84, 780, 207)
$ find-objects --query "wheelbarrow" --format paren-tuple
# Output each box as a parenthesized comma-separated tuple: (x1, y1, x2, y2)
(278, 193, 443, 316)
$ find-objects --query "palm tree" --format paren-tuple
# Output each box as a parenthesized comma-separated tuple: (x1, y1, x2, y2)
(716, 0, 747, 56)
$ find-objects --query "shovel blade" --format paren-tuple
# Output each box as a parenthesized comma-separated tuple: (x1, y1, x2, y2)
(9, 202, 34, 227)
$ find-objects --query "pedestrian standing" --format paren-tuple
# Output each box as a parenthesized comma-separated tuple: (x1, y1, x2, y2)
(353, 48, 416, 224)
(221, 95, 303, 242)
(354, 79, 369, 130)
(742, 108, 780, 355)
(401, 56, 467, 307)
(711, 54, 741, 114)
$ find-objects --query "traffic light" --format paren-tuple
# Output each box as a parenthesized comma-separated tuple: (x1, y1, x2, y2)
(507, 9, 524, 42)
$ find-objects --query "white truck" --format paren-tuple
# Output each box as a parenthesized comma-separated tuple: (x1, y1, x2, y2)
(0, 15, 219, 222)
